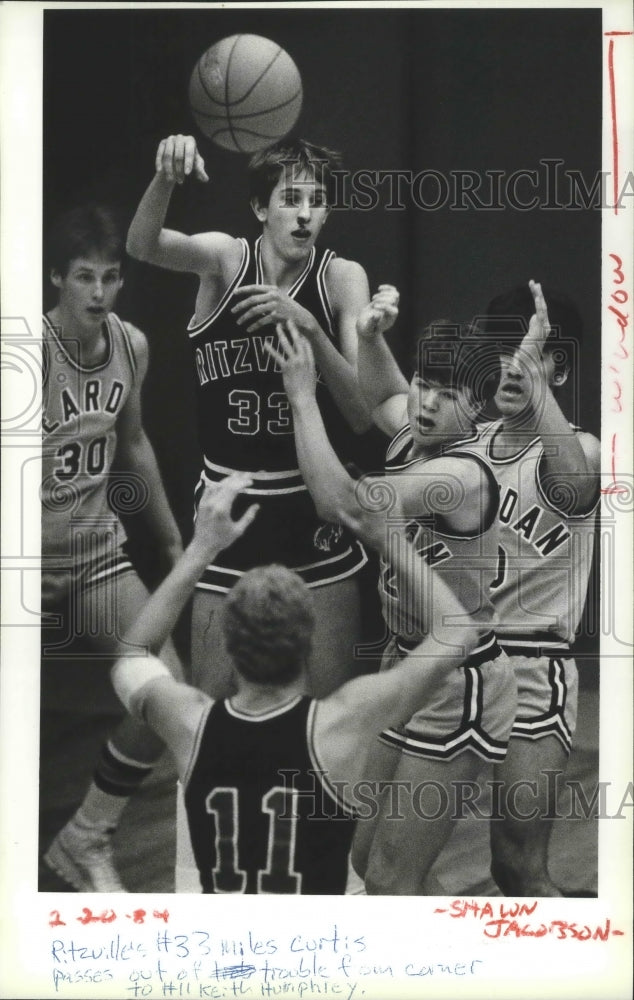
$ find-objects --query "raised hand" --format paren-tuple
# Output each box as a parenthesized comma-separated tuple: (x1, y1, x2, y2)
(264, 320, 318, 404)
(155, 134, 209, 185)
(523, 280, 551, 356)
(356, 284, 400, 340)
(515, 279, 554, 411)
(193, 472, 259, 557)
(231, 284, 317, 336)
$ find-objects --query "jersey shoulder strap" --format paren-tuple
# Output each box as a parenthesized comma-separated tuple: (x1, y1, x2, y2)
(108, 313, 139, 383)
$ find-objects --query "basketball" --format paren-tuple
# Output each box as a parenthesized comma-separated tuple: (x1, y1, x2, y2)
(188, 35, 303, 154)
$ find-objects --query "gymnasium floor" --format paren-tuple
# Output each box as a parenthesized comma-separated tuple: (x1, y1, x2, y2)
(38, 655, 599, 896)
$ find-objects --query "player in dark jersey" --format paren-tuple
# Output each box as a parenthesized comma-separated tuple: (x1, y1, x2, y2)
(41, 204, 185, 892)
(477, 281, 600, 896)
(127, 134, 372, 702)
(111, 472, 474, 894)
(267, 298, 518, 894)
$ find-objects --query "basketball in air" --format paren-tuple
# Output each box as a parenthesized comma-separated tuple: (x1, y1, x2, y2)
(188, 34, 303, 153)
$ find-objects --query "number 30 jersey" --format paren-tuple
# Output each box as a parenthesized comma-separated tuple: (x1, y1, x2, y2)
(187, 236, 340, 473)
(183, 696, 356, 894)
(41, 313, 137, 568)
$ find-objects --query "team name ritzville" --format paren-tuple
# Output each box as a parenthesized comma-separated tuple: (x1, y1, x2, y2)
(194, 336, 280, 384)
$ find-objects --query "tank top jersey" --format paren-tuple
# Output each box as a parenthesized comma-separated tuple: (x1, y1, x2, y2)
(378, 425, 501, 664)
(187, 236, 348, 473)
(474, 419, 598, 653)
(41, 312, 136, 566)
(183, 695, 356, 894)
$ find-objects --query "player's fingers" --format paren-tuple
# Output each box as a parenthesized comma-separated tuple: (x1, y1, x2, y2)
(183, 139, 196, 177)
(172, 135, 188, 182)
(155, 139, 167, 174)
(235, 303, 265, 324)
(529, 280, 550, 325)
(245, 316, 276, 334)
(197, 481, 218, 508)
(199, 472, 250, 509)
(159, 137, 176, 180)
(372, 298, 398, 318)
(214, 474, 253, 510)
(234, 284, 273, 296)
(222, 471, 253, 494)
(193, 152, 209, 182)
(200, 471, 249, 504)
(376, 284, 400, 300)
(522, 281, 549, 347)
(284, 317, 301, 343)
(235, 503, 260, 534)
(377, 302, 399, 317)
(231, 294, 263, 315)
(274, 323, 294, 357)
(263, 340, 286, 366)
(161, 136, 178, 182)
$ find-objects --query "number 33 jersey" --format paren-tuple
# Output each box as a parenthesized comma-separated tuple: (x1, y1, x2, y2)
(41, 313, 137, 568)
(187, 236, 341, 473)
(183, 696, 356, 894)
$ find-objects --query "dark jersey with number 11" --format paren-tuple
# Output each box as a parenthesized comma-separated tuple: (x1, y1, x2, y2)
(183, 695, 356, 894)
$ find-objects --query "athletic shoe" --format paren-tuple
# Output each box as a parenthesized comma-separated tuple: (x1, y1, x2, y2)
(44, 816, 125, 892)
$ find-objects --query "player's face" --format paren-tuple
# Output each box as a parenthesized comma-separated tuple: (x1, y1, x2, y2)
(494, 346, 559, 419)
(407, 374, 476, 454)
(51, 256, 122, 332)
(256, 169, 330, 261)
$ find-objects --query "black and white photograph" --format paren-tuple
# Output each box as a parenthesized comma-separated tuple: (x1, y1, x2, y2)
(1, 2, 632, 998)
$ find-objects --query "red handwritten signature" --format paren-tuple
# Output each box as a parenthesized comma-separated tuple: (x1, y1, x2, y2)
(434, 899, 625, 941)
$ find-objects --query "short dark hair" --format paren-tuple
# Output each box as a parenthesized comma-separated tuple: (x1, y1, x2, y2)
(248, 138, 342, 208)
(412, 320, 501, 407)
(222, 565, 314, 685)
(47, 204, 125, 277)
(480, 284, 583, 373)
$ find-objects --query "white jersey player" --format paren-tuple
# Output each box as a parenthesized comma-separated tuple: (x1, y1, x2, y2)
(41, 204, 184, 892)
(477, 280, 600, 896)
(267, 298, 518, 895)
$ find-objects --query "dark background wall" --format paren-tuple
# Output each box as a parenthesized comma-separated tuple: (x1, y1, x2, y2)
(43, 6, 602, 663)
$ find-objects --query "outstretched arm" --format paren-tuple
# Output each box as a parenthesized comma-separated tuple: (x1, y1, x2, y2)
(126, 134, 236, 276)
(356, 284, 410, 436)
(110, 473, 258, 771)
(266, 321, 359, 522)
(519, 281, 600, 514)
(121, 472, 258, 654)
(313, 504, 474, 792)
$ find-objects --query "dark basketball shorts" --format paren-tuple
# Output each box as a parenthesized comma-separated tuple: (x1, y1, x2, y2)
(193, 461, 368, 593)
